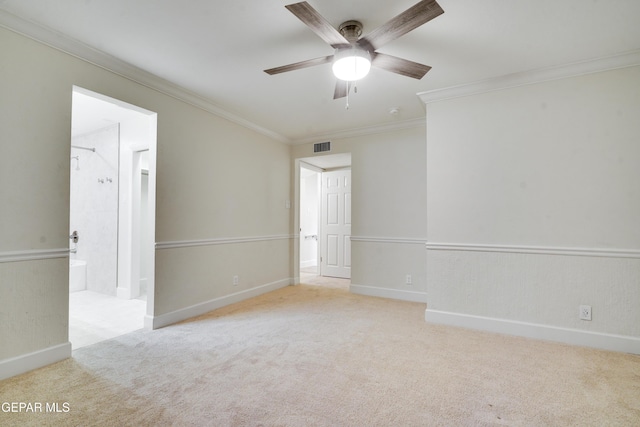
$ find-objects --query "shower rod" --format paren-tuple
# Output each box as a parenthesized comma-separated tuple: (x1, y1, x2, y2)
(71, 145, 95, 152)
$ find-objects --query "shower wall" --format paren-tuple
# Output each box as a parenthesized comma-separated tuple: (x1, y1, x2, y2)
(70, 124, 120, 295)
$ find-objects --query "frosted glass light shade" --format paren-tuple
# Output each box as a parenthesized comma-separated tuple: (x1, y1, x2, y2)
(332, 48, 371, 81)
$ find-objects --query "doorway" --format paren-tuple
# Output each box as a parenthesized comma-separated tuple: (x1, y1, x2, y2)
(297, 153, 351, 288)
(69, 87, 157, 349)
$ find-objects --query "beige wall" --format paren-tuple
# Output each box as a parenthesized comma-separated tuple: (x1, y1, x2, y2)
(291, 125, 428, 301)
(0, 27, 291, 371)
(4, 17, 636, 379)
(424, 66, 640, 351)
(426, 67, 640, 249)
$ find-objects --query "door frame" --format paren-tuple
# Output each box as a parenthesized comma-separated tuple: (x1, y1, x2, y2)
(299, 162, 323, 274)
(70, 86, 157, 325)
(294, 153, 351, 284)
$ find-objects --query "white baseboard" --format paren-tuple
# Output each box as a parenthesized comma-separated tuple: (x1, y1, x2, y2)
(425, 309, 640, 355)
(350, 284, 427, 303)
(146, 278, 291, 330)
(0, 342, 71, 381)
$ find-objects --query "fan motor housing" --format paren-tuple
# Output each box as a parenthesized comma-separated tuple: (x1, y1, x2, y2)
(338, 20, 363, 43)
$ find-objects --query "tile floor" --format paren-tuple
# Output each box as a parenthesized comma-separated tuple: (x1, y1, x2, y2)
(69, 290, 147, 350)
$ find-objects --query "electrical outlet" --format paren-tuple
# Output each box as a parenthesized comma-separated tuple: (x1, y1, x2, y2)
(579, 305, 592, 321)
(405, 274, 412, 285)
(233, 275, 239, 286)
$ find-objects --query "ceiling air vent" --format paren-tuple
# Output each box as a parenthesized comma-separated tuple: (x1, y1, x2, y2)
(314, 141, 331, 153)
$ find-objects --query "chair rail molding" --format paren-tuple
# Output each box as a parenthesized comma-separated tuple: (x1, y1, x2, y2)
(351, 236, 427, 245)
(425, 242, 640, 259)
(155, 234, 293, 250)
(0, 248, 69, 263)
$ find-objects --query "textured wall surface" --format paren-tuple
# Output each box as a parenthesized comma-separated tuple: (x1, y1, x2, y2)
(0, 25, 290, 374)
(0, 259, 68, 359)
(352, 241, 426, 296)
(155, 239, 291, 316)
(425, 66, 640, 343)
(427, 249, 640, 336)
(291, 126, 428, 300)
(426, 67, 640, 249)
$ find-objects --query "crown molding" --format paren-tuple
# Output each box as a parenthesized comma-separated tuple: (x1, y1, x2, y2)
(418, 50, 640, 105)
(0, 9, 289, 143)
(1, 7, 423, 148)
(292, 117, 426, 145)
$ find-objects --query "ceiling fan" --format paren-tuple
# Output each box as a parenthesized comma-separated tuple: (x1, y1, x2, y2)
(264, 0, 444, 99)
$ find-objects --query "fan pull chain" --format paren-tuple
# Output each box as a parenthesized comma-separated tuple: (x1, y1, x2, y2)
(345, 82, 350, 109)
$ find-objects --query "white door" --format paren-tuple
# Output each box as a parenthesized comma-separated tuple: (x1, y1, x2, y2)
(320, 169, 351, 278)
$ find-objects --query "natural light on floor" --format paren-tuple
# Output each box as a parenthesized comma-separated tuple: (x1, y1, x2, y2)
(69, 291, 146, 349)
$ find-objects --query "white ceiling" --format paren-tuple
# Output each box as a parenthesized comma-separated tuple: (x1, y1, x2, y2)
(2, 0, 640, 143)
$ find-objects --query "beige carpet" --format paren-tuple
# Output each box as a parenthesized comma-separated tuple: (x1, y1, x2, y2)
(1, 283, 639, 426)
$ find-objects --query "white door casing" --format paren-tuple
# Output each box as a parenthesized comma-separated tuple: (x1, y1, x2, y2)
(320, 169, 351, 278)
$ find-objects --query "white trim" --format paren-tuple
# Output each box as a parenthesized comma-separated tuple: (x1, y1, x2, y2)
(299, 161, 324, 173)
(425, 242, 640, 259)
(145, 278, 291, 329)
(293, 117, 426, 145)
(418, 50, 640, 104)
(0, 9, 288, 143)
(0, 342, 71, 381)
(156, 235, 293, 250)
(4, 9, 638, 146)
(425, 309, 640, 355)
(351, 236, 427, 245)
(116, 286, 132, 300)
(0, 248, 69, 263)
(350, 284, 427, 303)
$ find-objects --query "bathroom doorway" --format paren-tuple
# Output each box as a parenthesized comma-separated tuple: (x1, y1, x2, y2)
(69, 87, 157, 349)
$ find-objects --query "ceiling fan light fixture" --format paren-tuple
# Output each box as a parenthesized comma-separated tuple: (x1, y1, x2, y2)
(332, 48, 371, 81)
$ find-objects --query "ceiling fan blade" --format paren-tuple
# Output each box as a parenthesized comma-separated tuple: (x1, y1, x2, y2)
(264, 55, 334, 75)
(359, 0, 444, 51)
(371, 53, 431, 79)
(285, 2, 351, 48)
(333, 80, 352, 99)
